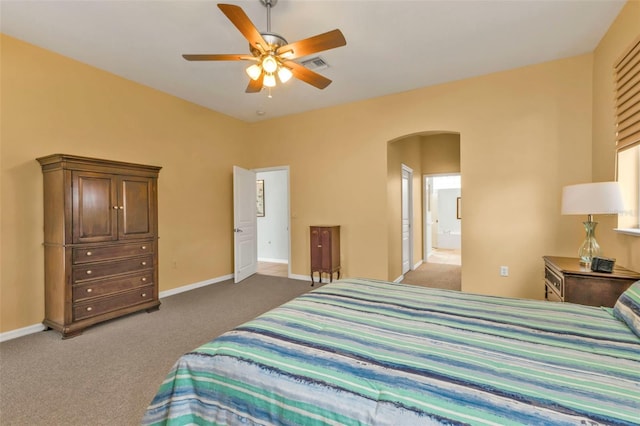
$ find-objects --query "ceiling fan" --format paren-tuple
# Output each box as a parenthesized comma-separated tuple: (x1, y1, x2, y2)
(182, 0, 347, 93)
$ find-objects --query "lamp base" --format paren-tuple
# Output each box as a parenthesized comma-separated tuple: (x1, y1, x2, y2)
(578, 220, 600, 266)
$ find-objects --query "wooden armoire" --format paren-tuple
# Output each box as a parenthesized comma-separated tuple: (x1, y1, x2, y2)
(37, 154, 161, 338)
(310, 226, 341, 285)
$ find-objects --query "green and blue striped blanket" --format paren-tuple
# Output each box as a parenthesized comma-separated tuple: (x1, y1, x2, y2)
(143, 278, 640, 425)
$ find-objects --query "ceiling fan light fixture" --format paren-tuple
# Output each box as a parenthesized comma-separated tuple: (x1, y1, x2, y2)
(246, 64, 262, 81)
(182, 3, 346, 93)
(263, 73, 277, 87)
(262, 55, 278, 73)
(277, 66, 293, 83)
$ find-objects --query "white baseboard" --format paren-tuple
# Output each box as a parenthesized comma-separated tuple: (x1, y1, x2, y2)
(159, 274, 233, 299)
(258, 257, 288, 264)
(291, 272, 343, 285)
(289, 273, 312, 282)
(393, 262, 422, 284)
(0, 271, 323, 342)
(0, 274, 234, 343)
(0, 323, 47, 343)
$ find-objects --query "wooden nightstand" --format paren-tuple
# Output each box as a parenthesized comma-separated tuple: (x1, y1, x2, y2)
(543, 256, 640, 308)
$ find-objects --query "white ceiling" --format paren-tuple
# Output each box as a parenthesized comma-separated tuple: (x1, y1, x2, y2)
(1, 0, 625, 123)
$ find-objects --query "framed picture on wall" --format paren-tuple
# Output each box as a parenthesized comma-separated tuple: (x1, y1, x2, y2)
(256, 180, 265, 217)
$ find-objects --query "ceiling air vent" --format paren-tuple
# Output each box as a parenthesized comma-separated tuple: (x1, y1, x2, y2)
(301, 56, 329, 71)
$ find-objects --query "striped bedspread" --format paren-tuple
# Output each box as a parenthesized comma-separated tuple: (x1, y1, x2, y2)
(143, 278, 640, 425)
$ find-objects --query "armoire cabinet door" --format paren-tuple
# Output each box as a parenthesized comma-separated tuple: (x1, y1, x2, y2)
(72, 172, 156, 243)
(310, 228, 323, 269)
(72, 171, 118, 244)
(320, 229, 333, 270)
(118, 176, 155, 240)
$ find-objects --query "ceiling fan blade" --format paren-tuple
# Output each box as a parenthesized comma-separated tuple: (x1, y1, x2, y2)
(218, 4, 269, 53)
(246, 73, 264, 93)
(286, 61, 332, 90)
(182, 54, 256, 61)
(277, 29, 346, 60)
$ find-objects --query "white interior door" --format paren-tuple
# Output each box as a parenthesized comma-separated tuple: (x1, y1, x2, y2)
(401, 165, 413, 274)
(424, 176, 433, 259)
(233, 166, 257, 283)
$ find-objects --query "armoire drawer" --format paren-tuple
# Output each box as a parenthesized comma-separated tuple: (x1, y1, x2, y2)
(73, 271, 153, 302)
(73, 242, 154, 264)
(72, 255, 153, 283)
(73, 285, 155, 321)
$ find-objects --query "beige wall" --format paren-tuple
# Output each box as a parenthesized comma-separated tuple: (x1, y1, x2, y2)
(421, 133, 461, 175)
(387, 135, 423, 280)
(592, 1, 640, 271)
(2, 1, 637, 334)
(1, 35, 249, 332)
(251, 54, 593, 300)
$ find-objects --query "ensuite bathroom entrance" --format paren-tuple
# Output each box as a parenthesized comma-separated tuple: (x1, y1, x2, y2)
(424, 174, 461, 266)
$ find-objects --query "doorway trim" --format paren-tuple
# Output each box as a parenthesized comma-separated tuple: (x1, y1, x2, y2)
(424, 175, 433, 260)
(254, 165, 291, 278)
(401, 164, 413, 276)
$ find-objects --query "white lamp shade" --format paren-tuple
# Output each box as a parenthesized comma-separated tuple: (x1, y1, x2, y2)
(245, 64, 262, 81)
(262, 56, 278, 73)
(277, 66, 293, 83)
(263, 73, 276, 88)
(561, 182, 624, 215)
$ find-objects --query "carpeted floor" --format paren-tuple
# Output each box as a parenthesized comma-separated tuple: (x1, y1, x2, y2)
(0, 274, 315, 426)
(401, 261, 461, 291)
(0, 269, 460, 425)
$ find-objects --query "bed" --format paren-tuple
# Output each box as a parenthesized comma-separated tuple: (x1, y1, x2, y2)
(142, 278, 640, 425)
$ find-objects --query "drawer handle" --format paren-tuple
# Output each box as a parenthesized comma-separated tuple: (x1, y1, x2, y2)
(113, 206, 118, 210)
(119, 206, 124, 210)
(86, 270, 92, 275)
(141, 293, 147, 297)
(86, 307, 92, 312)
(317, 245, 322, 248)
(141, 261, 147, 266)
(141, 277, 147, 282)
(86, 251, 92, 256)
(86, 288, 93, 293)
(141, 245, 147, 250)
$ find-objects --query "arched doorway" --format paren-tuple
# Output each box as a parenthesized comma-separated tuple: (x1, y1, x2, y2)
(387, 132, 461, 290)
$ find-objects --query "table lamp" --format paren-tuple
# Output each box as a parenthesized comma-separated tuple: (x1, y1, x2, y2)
(561, 182, 624, 266)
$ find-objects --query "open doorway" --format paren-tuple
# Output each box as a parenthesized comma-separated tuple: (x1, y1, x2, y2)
(424, 174, 461, 266)
(402, 172, 461, 291)
(255, 168, 290, 277)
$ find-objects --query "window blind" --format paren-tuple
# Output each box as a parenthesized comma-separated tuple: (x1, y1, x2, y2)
(614, 35, 640, 151)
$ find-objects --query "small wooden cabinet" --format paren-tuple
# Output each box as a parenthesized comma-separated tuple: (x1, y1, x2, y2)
(543, 256, 640, 308)
(38, 154, 161, 338)
(310, 226, 340, 285)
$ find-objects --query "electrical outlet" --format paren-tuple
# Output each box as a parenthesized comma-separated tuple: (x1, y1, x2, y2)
(500, 266, 509, 277)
